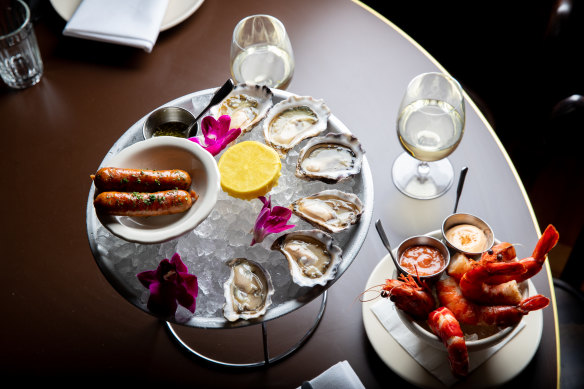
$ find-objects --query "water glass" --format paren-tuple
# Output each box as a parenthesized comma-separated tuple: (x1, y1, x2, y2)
(230, 14, 294, 89)
(0, 0, 43, 89)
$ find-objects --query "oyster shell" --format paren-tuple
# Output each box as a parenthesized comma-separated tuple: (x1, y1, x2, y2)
(290, 190, 363, 233)
(295, 132, 364, 184)
(210, 83, 273, 134)
(223, 258, 274, 322)
(271, 229, 342, 287)
(263, 95, 330, 156)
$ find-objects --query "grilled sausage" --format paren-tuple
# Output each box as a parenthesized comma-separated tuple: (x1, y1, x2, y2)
(94, 189, 198, 217)
(91, 167, 191, 192)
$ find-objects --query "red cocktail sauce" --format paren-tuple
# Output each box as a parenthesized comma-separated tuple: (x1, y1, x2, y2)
(399, 245, 445, 277)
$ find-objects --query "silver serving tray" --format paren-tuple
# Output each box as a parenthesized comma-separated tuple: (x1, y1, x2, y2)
(86, 87, 374, 329)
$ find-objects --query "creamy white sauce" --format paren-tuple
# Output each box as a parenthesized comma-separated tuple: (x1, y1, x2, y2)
(446, 224, 488, 253)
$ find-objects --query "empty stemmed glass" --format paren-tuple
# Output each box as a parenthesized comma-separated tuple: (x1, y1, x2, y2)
(229, 14, 294, 89)
(392, 72, 465, 199)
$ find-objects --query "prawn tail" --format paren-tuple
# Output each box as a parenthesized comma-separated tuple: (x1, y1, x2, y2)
(518, 294, 550, 313)
(428, 307, 469, 377)
(532, 224, 560, 262)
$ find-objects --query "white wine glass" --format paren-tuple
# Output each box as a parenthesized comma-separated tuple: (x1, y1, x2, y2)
(392, 72, 465, 199)
(230, 14, 294, 90)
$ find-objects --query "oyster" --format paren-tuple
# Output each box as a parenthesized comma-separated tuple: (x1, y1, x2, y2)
(271, 229, 342, 287)
(263, 95, 330, 156)
(295, 132, 364, 184)
(210, 83, 273, 134)
(290, 190, 363, 233)
(223, 258, 274, 322)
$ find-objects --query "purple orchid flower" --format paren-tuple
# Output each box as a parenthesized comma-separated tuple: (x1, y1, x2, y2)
(188, 115, 241, 156)
(137, 253, 198, 318)
(251, 195, 295, 246)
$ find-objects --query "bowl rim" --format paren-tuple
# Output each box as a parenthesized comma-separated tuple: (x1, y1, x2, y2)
(93, 136, 220, 244)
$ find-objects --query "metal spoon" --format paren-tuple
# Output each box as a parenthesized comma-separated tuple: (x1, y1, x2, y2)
(186, 78, 235, 138)
(375, 219, 403, 275)
(453, 166, 468, 213)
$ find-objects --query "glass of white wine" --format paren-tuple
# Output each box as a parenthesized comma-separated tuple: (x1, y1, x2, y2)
(392, 72, 465, 199)
(230, 14, 294, 90)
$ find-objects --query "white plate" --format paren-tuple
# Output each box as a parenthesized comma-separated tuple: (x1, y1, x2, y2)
(94, 136, 220, 244)
(362, 238, 544, 388)
(50, 0, 205, 31)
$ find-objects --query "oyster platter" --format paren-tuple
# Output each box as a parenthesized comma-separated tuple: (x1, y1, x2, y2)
(86, 84, 373, 328)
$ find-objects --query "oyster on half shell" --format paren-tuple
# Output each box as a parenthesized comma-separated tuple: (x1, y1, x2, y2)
(263, 95, 330, 156)
(223, 258, 274, 322)
(210, 83, 273, 134)
(271, 229, 342, 287)
(290, 190, 363, 234)
(295, 132, 364, 184)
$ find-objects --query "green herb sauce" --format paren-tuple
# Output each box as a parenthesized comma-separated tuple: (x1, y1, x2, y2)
(153, 122, 188, 138)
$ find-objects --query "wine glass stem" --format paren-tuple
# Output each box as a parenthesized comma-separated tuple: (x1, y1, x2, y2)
(417, 161, 430, 182)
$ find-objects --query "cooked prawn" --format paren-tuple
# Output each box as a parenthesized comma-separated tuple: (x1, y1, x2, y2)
(479, 241, 516, 264)
(458, 225, 559, 304)
(379, 274, 436, 319)
(489, 224, 559, 284)
(447, 242, 518, 282)
(436, 276, 549, 326)
(458, 260, 525, 305)
(428, 307, 469, 377)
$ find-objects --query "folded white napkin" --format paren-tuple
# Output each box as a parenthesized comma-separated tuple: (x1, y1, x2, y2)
(298, 360, 366, 389)
(63, 0, 169, 52)
(370, 299, 525, 387)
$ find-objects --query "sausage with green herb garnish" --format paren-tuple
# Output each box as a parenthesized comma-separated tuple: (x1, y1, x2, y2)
(94, 189, 198, 217)
(91, 167, 191, 192)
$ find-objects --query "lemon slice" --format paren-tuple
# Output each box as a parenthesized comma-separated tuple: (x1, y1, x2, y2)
(218, 141, 282, 200)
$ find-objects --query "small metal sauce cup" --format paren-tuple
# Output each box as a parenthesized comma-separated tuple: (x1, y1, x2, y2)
(441, 213, 495, 256)
(396, 235, 450, 282)
(143, 106, 197, 139)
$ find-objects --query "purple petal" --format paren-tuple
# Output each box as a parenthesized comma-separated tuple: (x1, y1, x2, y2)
(147, 282, 178, 317)
(216, 115, 233, 137)
(254, 207, 271, 229)
(264, 223, 295, 234)
(180, 273, 199, 297)
(222, 127, 242, 144)
(136, 269, 157, 288)
(201, 116, 216, 138)
(154, 258, 173, 279)
(250, 195, 295, 246)
(136, 252, 199, 317)
(270, 205, 292, 219)
(204, 142, 227, 157)
(251, 226, 267, 246)
(175, 278, 197, 313)
(189, 136, 204, 146)
(195, 127, 242, 156)
(170, 253, 188, 274)
(259, 196, 271, 208)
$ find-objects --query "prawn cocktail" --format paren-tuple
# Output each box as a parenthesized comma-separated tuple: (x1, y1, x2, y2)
(366, 224, 559, 378)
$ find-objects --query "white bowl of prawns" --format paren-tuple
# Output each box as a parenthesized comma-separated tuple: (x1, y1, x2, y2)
(384, 225, 558, 376)
(394, 276, 527, 353)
